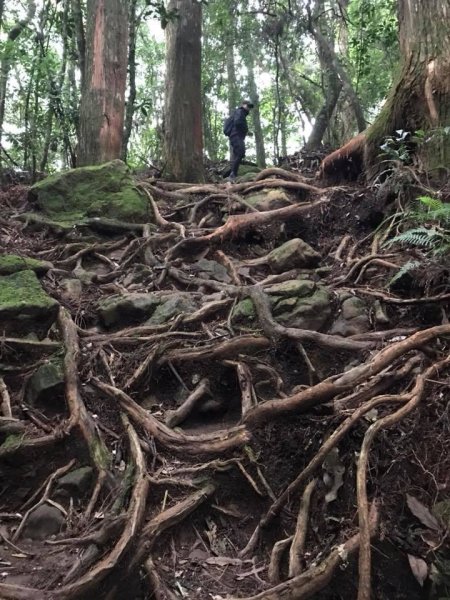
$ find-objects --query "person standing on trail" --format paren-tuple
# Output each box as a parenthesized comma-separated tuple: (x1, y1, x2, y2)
(223, 100, 254, 182)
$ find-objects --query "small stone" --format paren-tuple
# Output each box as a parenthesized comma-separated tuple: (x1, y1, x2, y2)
(246, 188, 291, 211)
(98, 293, 161, 327)
(341, 297, 367, 320)
(374, 300, 390, 325)
(60, 278, 82, 302)
(267, 239, 321, 273)
(191, 259, 231, 283)
(56, 466, 93, 497)
(26, 360, 65, 406)
(22, 504, 65, 540)
(146, 295, 197, 325)
(330, 296, 370, 336)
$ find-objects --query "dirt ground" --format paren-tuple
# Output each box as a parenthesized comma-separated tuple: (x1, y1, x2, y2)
(0, 168, 449, 600)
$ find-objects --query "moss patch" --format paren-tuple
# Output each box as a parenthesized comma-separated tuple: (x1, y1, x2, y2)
(29, 160, 150, 225)
(0, 270, 59, 337)
(0, 254, 52, 276)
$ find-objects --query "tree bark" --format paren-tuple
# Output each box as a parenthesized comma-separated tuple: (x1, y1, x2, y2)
(307, 0, 365, 134)
(122, 0, 137, 161)
(78, 0, 128, 166)
(365, 0, 450, 174)
(246, 50, 266, 168)
(164, 0, 204, 182)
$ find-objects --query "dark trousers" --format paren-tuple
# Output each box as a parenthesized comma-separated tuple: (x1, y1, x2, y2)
(229, 134, 246, 177)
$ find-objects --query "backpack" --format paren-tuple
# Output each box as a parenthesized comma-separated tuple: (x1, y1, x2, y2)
(223, 114, 234, 137)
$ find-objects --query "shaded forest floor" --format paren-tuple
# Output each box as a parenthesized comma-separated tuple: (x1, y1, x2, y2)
(0, 163, 449, 600)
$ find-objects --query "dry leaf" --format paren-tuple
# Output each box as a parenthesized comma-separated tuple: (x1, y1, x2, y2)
(407, 554, 428, 587)
(406, 494, 440, 531)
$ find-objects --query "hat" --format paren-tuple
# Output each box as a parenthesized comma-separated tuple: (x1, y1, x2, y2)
(242, 100, 254, 108)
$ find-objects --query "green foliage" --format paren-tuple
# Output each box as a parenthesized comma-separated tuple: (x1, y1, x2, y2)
(386, 195, 450, 287)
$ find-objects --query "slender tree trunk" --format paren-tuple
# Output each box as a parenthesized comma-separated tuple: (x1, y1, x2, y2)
(122, 0, 137, 161)
(0, 0, 37, 170)
(164, 0, 204, 182)
(78, 0, 128, 166)
(306, 42, 342, 150)
(72, 0, 86, 91)
(246, 50, 266, 168)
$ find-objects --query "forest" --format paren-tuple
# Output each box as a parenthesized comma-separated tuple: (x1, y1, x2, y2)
(0, 0, 449, 599)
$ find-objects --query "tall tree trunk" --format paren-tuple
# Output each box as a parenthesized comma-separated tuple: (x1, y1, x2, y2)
(78, 0, 128, 166)
(0, 0, 37, 170)
(307, 0, 365, 133)
(164, 0, 204, 182)
(365, 0, 450, 174)
(122, 0, 137, 161)
(305, 66, 342, 150)
(72, 0, 86, 91)
(246, 50, 266, 168)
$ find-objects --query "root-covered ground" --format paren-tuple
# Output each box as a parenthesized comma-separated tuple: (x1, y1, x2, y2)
(0, 168, 449, 599)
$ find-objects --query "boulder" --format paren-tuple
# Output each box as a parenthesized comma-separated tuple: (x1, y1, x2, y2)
(0, 270, 59, 337)
(146, 294, 198, 325)
(0, 254, 52, 276)
(246, 188, 291, 211)
(26, 359, 65, 406)
(267, 239, 321, 273)
(97, 293, 161, 327)
(29, 160, 150, 225)
(233, 279, 332, 332)
(22, 504, 65, 540)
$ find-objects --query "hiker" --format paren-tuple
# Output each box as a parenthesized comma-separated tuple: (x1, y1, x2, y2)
(223, 100, 254, 182)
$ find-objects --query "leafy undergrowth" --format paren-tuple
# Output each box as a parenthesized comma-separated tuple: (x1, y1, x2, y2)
(0, 168, 449, 600)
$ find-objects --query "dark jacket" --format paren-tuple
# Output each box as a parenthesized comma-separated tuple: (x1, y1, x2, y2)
(230, 107, 249, 138)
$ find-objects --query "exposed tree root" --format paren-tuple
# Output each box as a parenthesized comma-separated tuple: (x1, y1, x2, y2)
(356, 355, 450, 600)
(288, 478, 317, 578)
(235, 504, 378, 600)
(1, 170, 449, 599)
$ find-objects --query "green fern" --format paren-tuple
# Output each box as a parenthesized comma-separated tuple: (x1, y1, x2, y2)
(418, 195, 444, 211)
(389, 260, 421, 286)
(388, 227, 444, 249)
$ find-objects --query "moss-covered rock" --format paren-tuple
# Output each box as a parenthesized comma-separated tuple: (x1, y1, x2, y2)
(0, 254, 52, 276)
(232, 279, 332, 331)
(29, 160, 150, 225)
(246, 188, 291, 211)
(146, 295, 198, 325)
(0, 270, 59, 337)
(267, 239, 321, 273)
(274, 286, 332, 330)
(330, 295, 370, 336)
(98, 293, 161, 327)
(26, 359, 65, 406)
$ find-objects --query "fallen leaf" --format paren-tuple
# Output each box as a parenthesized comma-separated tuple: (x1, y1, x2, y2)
(407, 554, 428, 587)
(406, 494, 440, 531)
